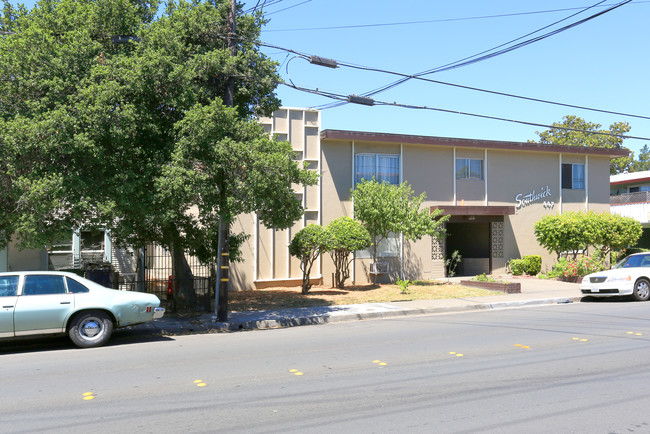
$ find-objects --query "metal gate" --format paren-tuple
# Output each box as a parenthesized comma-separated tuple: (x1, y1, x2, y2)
(113, 244, 214, 311)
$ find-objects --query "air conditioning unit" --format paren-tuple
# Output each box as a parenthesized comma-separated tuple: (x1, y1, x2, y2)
(370, 262, 389, 274)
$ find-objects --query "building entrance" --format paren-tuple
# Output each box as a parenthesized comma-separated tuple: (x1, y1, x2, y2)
(446, 222, 490, 276)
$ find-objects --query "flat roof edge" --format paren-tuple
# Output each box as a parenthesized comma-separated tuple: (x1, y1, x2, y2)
(320, 129, 630, 157)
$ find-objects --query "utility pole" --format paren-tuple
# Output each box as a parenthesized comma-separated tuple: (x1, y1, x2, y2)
(216, 0, 237, 322)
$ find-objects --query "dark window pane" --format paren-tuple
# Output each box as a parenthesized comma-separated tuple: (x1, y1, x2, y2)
(562, 163, 572, 189)
(66, 277, 90, 293)
(23, 275, 66, 295)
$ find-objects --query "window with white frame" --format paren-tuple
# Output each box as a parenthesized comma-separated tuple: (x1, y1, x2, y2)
(561, 163, 585, 189)
(355, 232, 400, 259)
(355, 153, 399, 185)
(455, 158, 483, 180)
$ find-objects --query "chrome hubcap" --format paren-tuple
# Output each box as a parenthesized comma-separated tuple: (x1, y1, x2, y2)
(81, 319, 101, 338)
(637, 282, 649, 299)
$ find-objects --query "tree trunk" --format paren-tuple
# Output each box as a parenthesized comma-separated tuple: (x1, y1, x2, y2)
(170, 241, 195, 310)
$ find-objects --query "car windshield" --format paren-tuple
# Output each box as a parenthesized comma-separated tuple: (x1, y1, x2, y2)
(613, 254, 650, 269)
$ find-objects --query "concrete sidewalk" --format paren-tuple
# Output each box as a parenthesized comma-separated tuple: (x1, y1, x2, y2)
(129, 277, 584, 336)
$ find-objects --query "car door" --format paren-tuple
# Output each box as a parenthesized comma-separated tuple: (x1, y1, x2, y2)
(13, 275, 74, 336)
(0, 275, 19, 338)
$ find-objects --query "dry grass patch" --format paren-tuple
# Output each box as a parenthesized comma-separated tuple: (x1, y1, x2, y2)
(229, 280, 499, 312)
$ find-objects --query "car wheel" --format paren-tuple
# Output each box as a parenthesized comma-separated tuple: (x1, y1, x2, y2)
(68, 311, 114, 348)
(633, 278, 650, 301)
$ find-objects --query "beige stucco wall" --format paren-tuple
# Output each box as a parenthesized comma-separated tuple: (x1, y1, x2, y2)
(232, 108, 616, 289)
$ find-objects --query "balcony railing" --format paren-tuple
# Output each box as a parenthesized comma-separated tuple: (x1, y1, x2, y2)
(611, 191, 650, 205)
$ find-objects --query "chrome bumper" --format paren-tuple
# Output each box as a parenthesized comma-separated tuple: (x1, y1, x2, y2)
(153, 307, 165, 319)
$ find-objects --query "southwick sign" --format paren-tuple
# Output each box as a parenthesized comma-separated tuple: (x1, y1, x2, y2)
(515, 185, 554, 210)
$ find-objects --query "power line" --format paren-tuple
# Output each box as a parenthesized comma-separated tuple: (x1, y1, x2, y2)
(315, 0, 630, 110)
(327, 59, 650, 121)
(263, 1, 648, 32)
(265, 0, 313, 16)
(282, 82, 650, 142)
(254, 35, 650, 122)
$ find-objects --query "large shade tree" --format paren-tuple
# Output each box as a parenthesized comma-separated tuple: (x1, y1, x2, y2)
(531, 115, 632, 174)
(0, 0, 316, 307)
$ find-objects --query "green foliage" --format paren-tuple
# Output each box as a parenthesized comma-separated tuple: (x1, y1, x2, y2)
(289, 225, 327, 294)
(509, 259, 526, 276)
(534, 211, 642, 260)
(0, 0, 316, 272)
(546, 253, 608, 279)
(322, 217, 371, 288)
(445, 250, 461, 279)
(396, 278, 411, 294)
(472, 273, 495, 282)
(523, 255, 542, 276)
(351, 179, 448, 264)
(631, 144, 650, 172)
(532, 115, 632, 174)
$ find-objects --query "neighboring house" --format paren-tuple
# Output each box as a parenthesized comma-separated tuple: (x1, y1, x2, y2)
(0, 107, 627, 290)
(610, 171, 650, 248)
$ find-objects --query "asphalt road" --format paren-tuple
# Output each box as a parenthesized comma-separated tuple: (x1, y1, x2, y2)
(3, 299, 650, 433)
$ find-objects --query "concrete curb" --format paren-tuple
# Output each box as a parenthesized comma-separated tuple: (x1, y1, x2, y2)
(126, 294, 584, 337)
(203, 296, 583, 333)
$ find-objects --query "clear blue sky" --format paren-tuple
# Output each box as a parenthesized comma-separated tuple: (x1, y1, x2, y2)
(255, 0, 650, 157)
(10, 0, 650, 157)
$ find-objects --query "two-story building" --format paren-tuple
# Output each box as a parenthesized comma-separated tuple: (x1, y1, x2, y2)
(1, 107, 628, 291)
(229, 108, 627, 289)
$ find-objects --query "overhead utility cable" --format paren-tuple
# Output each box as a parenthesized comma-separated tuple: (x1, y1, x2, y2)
(282, 82, 650, 141)
(264, 1, 648, 32)
(316, 0, 629, 110)
(253, 38, 649, 121)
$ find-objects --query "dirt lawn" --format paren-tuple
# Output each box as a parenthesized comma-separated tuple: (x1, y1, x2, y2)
(228, 280, 498, 312)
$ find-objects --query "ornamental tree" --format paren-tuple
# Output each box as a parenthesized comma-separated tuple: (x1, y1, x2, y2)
(322, 217, 371, 288)
(534, 212, 642, 259)
(289, 225, 327, 294)
(351, 179, 448, 268)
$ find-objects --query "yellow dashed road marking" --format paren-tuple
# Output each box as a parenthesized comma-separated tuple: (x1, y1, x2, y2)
(82, 392, 95, 401)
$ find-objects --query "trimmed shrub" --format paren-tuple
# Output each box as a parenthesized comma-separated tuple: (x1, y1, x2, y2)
(523, 255, 542, 276)
(509, 259, 526, 276)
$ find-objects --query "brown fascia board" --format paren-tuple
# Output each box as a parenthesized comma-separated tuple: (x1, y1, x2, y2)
(320, 129, 630, 158)
(431, 205, 516, 216)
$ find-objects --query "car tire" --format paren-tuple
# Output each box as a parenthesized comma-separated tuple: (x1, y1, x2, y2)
(68, 311, 114, 348)
(633, 278, 650, 302)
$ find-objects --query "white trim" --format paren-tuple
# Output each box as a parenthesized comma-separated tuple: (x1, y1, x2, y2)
(271, 228, 275, 279)
(400, 143, 404, 279)
(104, 230, 112, 263)
(559, 154, 563, 214)
(484, 148, 488, 206)
(254, 213, 259, 281)
(453, 147, 457, 206)
(72, 231, 81, 268)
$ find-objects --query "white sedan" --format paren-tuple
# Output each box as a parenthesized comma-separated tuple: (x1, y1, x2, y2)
(581, 253, 650, 301)
(0, 271, 164, 348)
